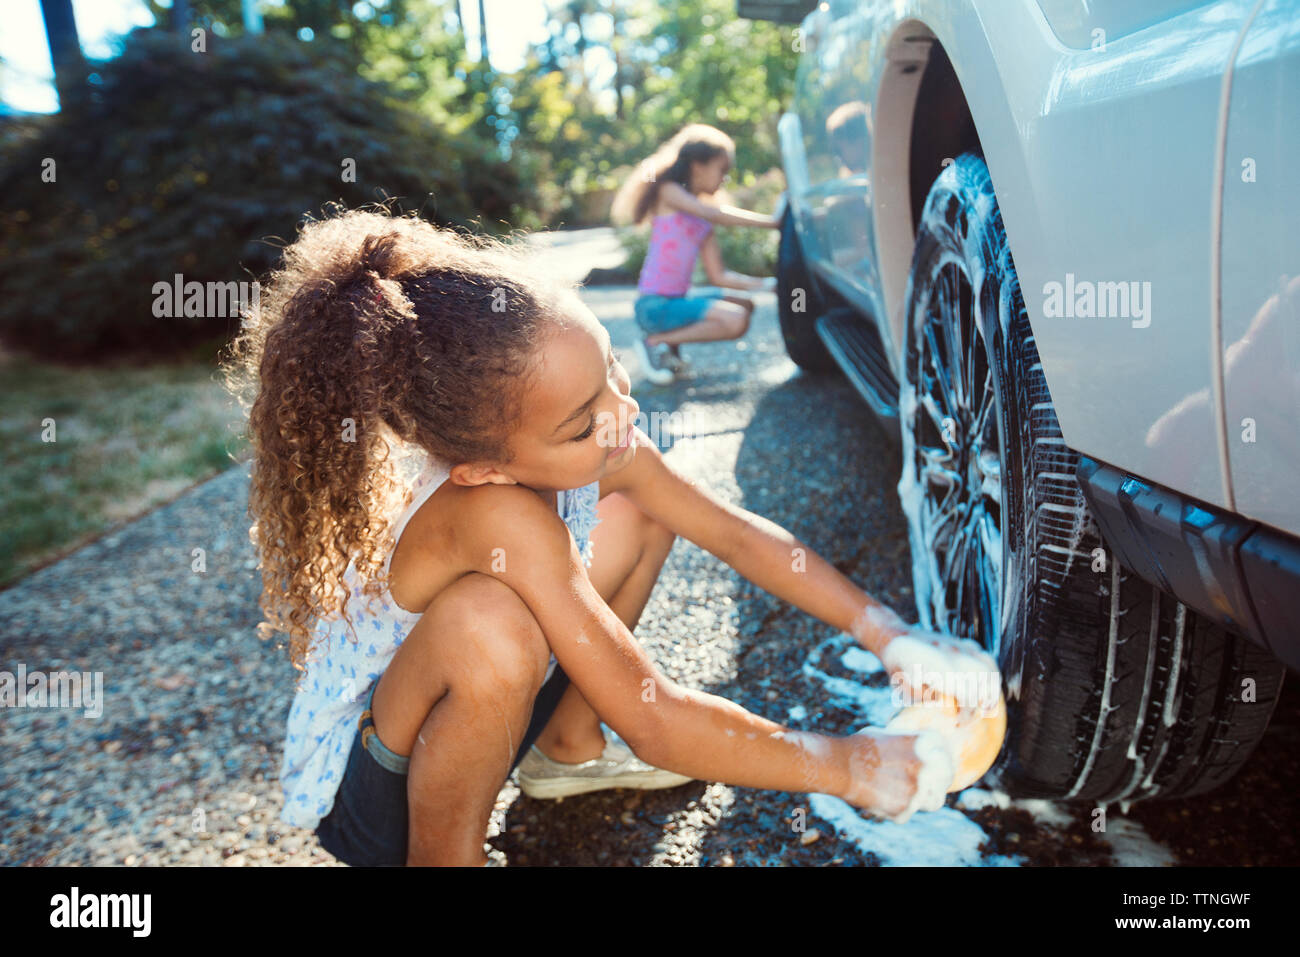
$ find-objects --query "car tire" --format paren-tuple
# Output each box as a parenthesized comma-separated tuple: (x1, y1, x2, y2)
(775, 209, 841, 374)
(898, 152, 1286, 804)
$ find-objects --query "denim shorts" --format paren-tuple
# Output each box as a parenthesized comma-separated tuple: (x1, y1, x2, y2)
(315, 662, 572, 867)
(634, 289, 728, 335)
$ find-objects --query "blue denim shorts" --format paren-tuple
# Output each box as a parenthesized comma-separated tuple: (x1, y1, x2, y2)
(315, 662, 572, 867)
(634, 289, 728, 335)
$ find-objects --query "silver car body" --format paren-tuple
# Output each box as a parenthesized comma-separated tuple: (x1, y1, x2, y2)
(779, 0, 1299, 536)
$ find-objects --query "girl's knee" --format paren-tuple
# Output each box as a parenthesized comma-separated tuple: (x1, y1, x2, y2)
(428, 574, 550, 691)
(708, 300, 750, 339)
(727, 307, 751, 339)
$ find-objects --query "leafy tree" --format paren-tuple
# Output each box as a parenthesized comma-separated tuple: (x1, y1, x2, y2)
(509, 0, 797, 225)
(0, 26, 517, 358)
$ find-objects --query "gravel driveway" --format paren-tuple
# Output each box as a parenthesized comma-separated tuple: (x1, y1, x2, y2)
(2, 281, 1296, 867)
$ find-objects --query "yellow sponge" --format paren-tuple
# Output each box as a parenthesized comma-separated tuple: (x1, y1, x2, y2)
(885, 692, 1007, 792)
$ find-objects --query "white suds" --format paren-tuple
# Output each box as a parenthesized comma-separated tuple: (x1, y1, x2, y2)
(809, 794, 1021, 867)
(881, 633, 1001, 712)
(1099, 817, 1177, 867)
(956, 788, 1074, 828)
(1058, 484, 1094, 581)
(798, 635, 1174, 865)
(840, 647, 882, 674)
(802, 634, 901, 726)
(786, 730, 831, 760)
(882, 633, 999, 679)
(866, 728, 951, 824)
(895, 382, 939, 632)
(783, 729, 831, 791)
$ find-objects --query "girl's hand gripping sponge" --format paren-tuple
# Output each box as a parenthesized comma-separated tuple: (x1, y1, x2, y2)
(881, 631, 1007, 792)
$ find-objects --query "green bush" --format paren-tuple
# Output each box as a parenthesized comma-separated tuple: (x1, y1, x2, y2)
(0, 29, 522, 359)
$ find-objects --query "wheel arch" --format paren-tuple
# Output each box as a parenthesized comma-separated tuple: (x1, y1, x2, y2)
(872, 10, 1045, 379)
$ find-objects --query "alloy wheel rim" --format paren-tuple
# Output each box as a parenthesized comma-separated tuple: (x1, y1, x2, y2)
(906, 251, 1004, 657)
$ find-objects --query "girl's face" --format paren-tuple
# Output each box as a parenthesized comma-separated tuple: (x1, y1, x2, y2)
(461, 293, 640, 492)
(690, 152, 732, 194)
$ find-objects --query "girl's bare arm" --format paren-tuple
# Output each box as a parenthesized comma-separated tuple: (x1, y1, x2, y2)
(455, 482, 914, 811)
(603, 433, 908, 658)
(698, 233, 772, 292)
(658, 181, 779, 229)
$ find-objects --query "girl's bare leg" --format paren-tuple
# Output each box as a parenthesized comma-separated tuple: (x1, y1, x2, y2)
(646, 297, 753, 347)
(531, 492, 677, 763)
(368, 573, 553, 866)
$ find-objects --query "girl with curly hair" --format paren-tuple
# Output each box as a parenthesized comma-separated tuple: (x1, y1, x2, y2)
(611, 123, 781, 384)
(225, 207, 998, 867)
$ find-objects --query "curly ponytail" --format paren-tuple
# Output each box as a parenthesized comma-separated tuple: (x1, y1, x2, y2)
(224, 208, 571, 675)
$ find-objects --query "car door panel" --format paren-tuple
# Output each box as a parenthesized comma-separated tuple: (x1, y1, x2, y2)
(1220, 0, 1300, 535)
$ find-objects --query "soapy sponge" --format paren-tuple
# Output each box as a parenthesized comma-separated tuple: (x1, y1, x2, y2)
(885, 691, 1008, 792)
(878, 629, 1008, 793)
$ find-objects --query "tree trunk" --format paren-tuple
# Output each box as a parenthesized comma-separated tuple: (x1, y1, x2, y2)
(39, 0, 83, 107)
(450, 0, 467, 60)
(477, 0, 490, 67)
(612, 46, 625, 120)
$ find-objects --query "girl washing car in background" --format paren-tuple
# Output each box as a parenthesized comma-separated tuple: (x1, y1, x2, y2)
(611, 123, 782, 384)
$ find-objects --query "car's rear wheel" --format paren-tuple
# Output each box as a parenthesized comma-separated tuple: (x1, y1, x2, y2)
(776, 209, 840, 374)
(899, 152, 1286, 803)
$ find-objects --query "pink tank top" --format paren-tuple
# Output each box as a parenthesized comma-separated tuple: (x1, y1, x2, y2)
(637, 210, 713, 296)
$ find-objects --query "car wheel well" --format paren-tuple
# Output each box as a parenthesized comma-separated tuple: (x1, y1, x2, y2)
(908, 43, 982, 233)
(875, 25, 982, 354)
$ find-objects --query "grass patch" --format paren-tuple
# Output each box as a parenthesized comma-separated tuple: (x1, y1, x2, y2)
(0, 350, 249, 588)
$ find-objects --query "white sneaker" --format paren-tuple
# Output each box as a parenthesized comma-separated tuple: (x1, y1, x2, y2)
(516, 729, 693, 799)
(632, 337, 676, 385)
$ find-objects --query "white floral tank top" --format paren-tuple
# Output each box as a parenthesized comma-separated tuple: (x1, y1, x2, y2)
(278, 449, 601, 830)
